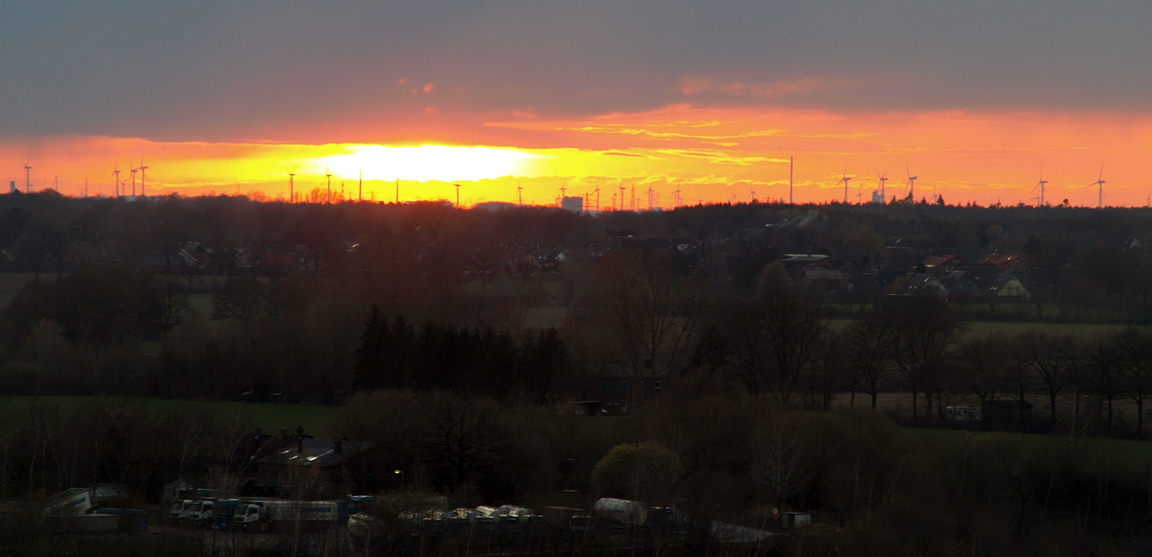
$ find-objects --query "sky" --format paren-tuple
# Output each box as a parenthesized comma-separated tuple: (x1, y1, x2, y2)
(3, 1, 1152, 207)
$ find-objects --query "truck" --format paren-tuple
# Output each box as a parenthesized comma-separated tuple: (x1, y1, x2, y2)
(188, 498, 217, 528)
(235, 499, 349, 531)
(170, 499, 196, 523)
(40, 488, 94, 517)
(211, 499, 243, 531)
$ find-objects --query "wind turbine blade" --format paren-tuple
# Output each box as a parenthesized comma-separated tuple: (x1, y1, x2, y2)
(1098, 161, 1105, 181)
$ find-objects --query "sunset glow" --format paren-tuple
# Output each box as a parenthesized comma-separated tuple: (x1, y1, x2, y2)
(5, 105, 1152, 208)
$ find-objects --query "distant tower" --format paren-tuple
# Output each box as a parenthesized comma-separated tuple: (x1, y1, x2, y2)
(8, 180, 14, 194)
(789, 156, 794, 204)
(24, 164, 31, 193)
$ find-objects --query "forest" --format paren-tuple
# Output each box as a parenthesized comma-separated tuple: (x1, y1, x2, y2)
(2, 192, 1152, 555)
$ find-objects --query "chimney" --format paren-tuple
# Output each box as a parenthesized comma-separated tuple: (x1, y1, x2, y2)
(334, 441, 343, 454)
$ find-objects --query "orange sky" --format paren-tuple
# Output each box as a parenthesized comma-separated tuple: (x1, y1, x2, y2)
(5, 105, 1152, 208)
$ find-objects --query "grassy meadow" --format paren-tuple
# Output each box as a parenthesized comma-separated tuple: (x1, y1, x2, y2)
(0, 396, 337, 437)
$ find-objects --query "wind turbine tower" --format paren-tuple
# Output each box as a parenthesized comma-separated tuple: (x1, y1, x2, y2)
(326, 165, 333, 203)
(619, 183, 626, 211)
(905, 163, 919, 201)
(129, 158, 138, 196)
(284, 165, 298, 203)
(112, 163, 121, 197)
(517, 181, 523, 206)
(455, 183, 461, 208)
(838, 164, 852, 204)
(593, 186, 601, 211)
(876, 169, 889, 203)
(1090, 163, 1106, 209)
(1035, 168, 1047, 208)
(24, 163, 31, 193)
(139, 162, 149, 197)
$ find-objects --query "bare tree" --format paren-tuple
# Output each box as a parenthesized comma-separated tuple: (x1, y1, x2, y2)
(1112, 327, 1152, 434)
(956, 333, 1013, 407)
(844, 309, 899, 411)
(890, 295, 962, 421)
(584, 251, 707, 401)
(751, 412, 811, 508)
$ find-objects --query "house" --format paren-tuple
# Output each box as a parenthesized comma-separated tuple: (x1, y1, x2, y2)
(985, 275, 1031, 302)
(782, 254, 831, 275)
(799, 268, 850, 297)
(902, 274, 949, 300)
(923, 254, 965, 273)
(252, 438, 388, 497)
(881, 246, 922, 272)
(940, 271, 982, 302)
(978, 253, 1039, 274)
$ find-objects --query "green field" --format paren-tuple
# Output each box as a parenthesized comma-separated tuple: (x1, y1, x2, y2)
(0, 396, 337, 437)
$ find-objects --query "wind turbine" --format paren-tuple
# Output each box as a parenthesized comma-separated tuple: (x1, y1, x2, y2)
(454, 183, 461, 208)
(647, 186, 655, 209)
(876, 168, 889, 203)
(53, 175, 59, 192)
(837, 163, 852, 204)
(1090, 162, 1106, 209)
(672, 181, 682, 208)
(619, 182, 626, 211)
(749, 185, 756, 203)
(284, 165, 298, 203)
(1034, 166, 1047, 208)
(129, 157, 139, 197)
(138, 158, 149, 197)
(111, 162, 122, 197)
(592, 185, 601, 211)
(325, 164, 333, 203)
(24, 162, 31, 193)
(905, 163, 919, 201)
(559, 178, 567, 202)
(517, 181, 523, 206)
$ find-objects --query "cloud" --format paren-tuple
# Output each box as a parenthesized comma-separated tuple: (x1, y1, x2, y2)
(2, 2, 1152, 142)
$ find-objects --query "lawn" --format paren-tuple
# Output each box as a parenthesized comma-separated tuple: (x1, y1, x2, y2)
(0, 396, 338, 437)
(896, 426, 1152, 474)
